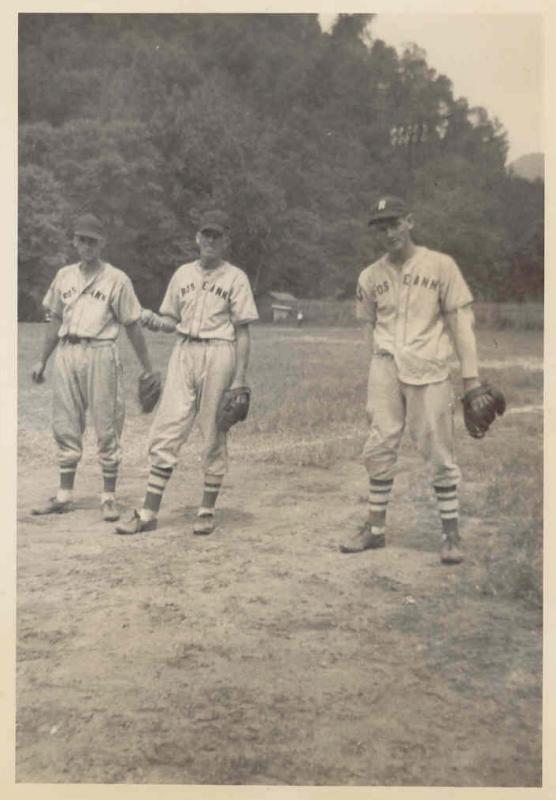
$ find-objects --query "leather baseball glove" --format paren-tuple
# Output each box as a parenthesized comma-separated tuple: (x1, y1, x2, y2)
(216, 386, 251, 433)
(138, 371, 162, 413)
(462, 383, 506, 439)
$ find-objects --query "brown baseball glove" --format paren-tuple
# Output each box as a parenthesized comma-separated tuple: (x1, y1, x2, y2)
(462, 383, 506, 439)
(138, 371, 162, 414)
(216, 386, 251, 433)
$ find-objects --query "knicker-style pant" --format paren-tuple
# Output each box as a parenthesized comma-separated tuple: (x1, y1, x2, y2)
(52, 340, 125, 470)
(148, 338, 236, 477)
(362, 354, 461, 487)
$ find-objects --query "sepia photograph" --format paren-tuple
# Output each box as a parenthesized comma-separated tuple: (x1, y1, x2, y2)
(13, 3, 545, 790)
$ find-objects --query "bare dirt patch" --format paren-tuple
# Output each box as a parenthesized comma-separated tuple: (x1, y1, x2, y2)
(17, 454, 541, 786)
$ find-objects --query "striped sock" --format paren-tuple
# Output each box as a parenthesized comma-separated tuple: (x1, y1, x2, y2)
(434, 484, 459, 535)
(59, 465, 77, 491)
(368, 478, 394, 527)
(102, 464, 118, 494)
(199, 476, 223, 516)
(144, 465, 173, 513)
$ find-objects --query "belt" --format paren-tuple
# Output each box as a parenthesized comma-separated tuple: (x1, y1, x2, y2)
(60, 335, 114, 346)
(374, 350, 394, 359)
(178, 333, 207, 343)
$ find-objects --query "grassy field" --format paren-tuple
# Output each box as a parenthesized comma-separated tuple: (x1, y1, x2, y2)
(18, 321, 543, 606)
(16, 321, 543, 785)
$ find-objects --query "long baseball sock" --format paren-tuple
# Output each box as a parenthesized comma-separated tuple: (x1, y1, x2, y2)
(141, 465, 173, 519)
(434, 484, 459, 537)
(56, 465, 76, 502)
(102, 464, 118, 495)
(198, 476, 223, 517)
(368, 477, 394, 528)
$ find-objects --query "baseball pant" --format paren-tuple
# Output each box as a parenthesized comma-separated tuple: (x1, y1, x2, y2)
(52, 340, 125, 470)
(363, 354, 461, 487)
(148, 339, 236, 477)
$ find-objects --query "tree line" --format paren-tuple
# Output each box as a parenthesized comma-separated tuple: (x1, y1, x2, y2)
(18, 13, 544, 320)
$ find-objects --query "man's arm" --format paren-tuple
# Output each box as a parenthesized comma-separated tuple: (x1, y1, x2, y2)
(31, 317, 61, 383)
(445, 305, 481, 393)
(364, 322, 375, 354)
(231, 323, 250, 388)
(140, 309, 177, 334)
(125, 320, 154, 374)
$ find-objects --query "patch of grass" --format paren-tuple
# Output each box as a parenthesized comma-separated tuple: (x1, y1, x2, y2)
(473, 302, 543, 331)
(18, 322, 543, 606)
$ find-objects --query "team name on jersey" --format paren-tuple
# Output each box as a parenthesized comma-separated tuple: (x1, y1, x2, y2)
(179, 280, 230, 301)
(361, 274, 441, 298)
(402, 273, 439, 290)
(61, 286, 107, 302)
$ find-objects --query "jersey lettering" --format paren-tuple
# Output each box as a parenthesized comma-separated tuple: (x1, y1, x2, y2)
(201, 280, 229, 300)
(180, 282, 196, 297)
(402, 273, 439, 291)
(376, 280, 389, 296)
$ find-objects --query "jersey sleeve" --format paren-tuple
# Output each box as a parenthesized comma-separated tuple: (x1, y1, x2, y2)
(111, 275, 142, 325)
(42, 272, 64, 319)
(439, 256, 474, 312)
(355, 273, 377, 324)
(159, 271, 181, 320)
(229, 272, 259, 325)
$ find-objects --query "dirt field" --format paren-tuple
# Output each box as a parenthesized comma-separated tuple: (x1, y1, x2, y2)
(16, 323, 543, 786)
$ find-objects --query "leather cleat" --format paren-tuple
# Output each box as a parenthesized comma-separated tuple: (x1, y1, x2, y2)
(101, 498, 120, 522)
(340, 521, 386, 553)
(114, 510, 157, 535)
(32, 497, 74, 515)
(193, 514, 215, 535)
(440, 532, 464, 564)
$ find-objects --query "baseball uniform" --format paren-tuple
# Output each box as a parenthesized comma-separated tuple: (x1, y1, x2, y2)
(42, 261, 142, 473)
(148, 259, 259, 476)
(356, 245, 473, 487)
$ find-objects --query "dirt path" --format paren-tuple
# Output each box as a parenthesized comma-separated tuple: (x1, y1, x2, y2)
(16, 457, 541, 786)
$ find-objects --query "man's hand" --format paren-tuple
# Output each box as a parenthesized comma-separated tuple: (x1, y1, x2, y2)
(140, 308, 162, 331)
(31, 361, 46, 384)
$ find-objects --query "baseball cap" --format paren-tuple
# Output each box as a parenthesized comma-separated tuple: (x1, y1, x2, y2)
(198, 210, 231, 234)
(74, 213, 106, 240)
(368, 196, 409, 226)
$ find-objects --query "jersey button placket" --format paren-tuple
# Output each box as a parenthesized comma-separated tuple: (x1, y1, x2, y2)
(192, 287, 209, 338)
(189, 269, 204, 337)
(392, 268, 405, 351)
(399, 258, 417, 350)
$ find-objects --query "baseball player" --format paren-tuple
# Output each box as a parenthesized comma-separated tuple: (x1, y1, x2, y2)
(31, 213, 156, 522)
(340, 196, 486, 564)
(115, 210, 259, 536)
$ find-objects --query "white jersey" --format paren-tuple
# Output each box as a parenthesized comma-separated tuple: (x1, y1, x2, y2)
(159, 260, 259, 340)
(356, 246, 473, 384)
(42, 261, 142, 339)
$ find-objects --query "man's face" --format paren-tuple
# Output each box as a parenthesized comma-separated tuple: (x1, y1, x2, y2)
(74, 233, 104, 264)
(196, 227, 229, 261)
(372, 214, 414, 255)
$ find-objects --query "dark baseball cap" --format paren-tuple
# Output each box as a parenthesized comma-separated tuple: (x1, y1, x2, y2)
(198, 210, 231, 234)
(74, 213, 106, 240)
(368, 196, 409, 226)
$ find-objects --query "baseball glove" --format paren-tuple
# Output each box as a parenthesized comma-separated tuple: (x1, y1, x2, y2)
(216, 386, 251, 433)
(138, 371, 162, 414)
(462, 383, 506, 439)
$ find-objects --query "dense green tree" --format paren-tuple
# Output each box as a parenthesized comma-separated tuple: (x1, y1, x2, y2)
(17, 12, 543, 317)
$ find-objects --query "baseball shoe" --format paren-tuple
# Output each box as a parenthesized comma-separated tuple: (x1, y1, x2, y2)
(31, 497, 74, 515)
(440, 532, 464, 564)
(101, 498, 120, 522)
(114, 510, 157, 536)
(340, 521, 386, 553)
(193, 513, 215, 535)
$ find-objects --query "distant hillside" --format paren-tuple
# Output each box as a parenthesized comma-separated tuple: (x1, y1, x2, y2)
(509, 153, 544, 182)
